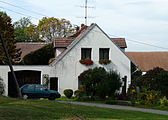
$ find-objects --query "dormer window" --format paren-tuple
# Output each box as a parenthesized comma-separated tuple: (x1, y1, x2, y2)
(99, 48, 109, 60)
(81, 48, 92, 59)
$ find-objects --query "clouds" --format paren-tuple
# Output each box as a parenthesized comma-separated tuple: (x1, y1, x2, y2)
(2, 0, 168, 51)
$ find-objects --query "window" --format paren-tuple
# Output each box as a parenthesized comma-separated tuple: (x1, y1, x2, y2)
(35, 85, 46, 91)
(99, 48, 109, 60)
(81, 48, 92, 59)
(26, 85, 34, 90)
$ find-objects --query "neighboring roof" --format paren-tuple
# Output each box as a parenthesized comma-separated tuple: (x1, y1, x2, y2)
(16, 42, 48, 59)
(111, 38, 127, 48)
(126, 52, 168, 72)
(53, 38, 74, 48)
(50, 23, 136, 66)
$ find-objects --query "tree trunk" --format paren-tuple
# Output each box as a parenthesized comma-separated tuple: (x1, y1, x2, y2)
(0, 33, 22, 98)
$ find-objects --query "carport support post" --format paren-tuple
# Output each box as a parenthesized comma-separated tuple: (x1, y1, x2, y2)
(0, 33, 22, 98)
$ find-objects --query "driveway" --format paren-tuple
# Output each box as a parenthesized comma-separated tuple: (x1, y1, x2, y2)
(58, 101, 168, 115)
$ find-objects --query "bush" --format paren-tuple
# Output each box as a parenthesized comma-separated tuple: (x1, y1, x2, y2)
(135, 88, 160, 105)
(132, 67, 168, 97)
(78, 67, 122, 99)
(22, 43, 55, 65)
(160, 96, 168, 106)
(0, 77, 4, 95)
(78, 96, 90, 101)
(64, 89, 73, 98)
(74, 90, 85, 98)
(105, 99, 117, 105)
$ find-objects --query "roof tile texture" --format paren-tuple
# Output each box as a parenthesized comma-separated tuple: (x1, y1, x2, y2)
(126, 52, 168, 71)
(53, 38, 127, 48)
(16, 42, 48, 59)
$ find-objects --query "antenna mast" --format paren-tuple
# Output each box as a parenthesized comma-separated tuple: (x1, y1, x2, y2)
(85, 0, 88, 25)
(76, 0, 95, 25)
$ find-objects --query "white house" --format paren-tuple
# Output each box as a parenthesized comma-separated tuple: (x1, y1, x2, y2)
(0, 23, 136, 97)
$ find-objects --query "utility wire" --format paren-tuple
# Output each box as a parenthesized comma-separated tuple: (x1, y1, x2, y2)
(0, 6, 39, 20)
(0, 1, 49, 17)
(92, 29, 168, 50)
(108, 34, 168, 50)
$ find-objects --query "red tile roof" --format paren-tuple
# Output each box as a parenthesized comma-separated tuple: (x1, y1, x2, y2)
(53, 37, 127, 48)
(126, 52, 168, 72)
(111, 38, 127, 48)
(16, 42, 48, 59)
(53, 38, 74, 48)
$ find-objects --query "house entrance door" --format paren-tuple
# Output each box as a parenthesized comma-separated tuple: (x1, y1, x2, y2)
(50, 77, 58, 91)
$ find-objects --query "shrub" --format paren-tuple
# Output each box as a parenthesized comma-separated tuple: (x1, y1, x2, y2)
(105, 99, 117, 105)
(160, 96, 168, 106)
(132, 67, 168, 97)
(78, 96, 90, 101)
(78, 67, 107, 98)
(22, 43, 55, 65)
(106, 71, 122, 97)
(135, 88, 160, 105)
(78, 67, 121, 99)
(0, 77, 4, 95)
(64, 89, 73, 98)
(74, 90, 85, 98)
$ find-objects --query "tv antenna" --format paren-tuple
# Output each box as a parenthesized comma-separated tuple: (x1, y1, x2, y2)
(85, 0, 88, 25)
(76, 0, 95, 26)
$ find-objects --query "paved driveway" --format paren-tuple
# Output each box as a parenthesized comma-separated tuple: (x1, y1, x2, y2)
(58, 101, 168, 115)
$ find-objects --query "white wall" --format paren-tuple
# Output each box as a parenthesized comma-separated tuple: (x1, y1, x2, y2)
(55, 48, 66, 57)
(52, 25, 131, 94)
(0, 65, 50, 96)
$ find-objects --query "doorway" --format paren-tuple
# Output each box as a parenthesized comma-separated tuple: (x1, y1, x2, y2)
(50, 77, 58, 91)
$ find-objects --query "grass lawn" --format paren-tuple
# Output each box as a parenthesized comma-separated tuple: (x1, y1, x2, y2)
(0, 96, 168, 120)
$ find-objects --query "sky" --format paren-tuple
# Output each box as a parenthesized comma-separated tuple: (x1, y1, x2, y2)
(0, 0, 168, 52)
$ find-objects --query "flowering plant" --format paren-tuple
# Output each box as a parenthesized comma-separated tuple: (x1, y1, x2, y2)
(79, 58, 93, 66)
(99, 59, 111, 65)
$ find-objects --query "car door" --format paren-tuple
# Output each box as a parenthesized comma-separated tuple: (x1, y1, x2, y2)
(22, 84, 35, 98)
(34, 84, 49, 98)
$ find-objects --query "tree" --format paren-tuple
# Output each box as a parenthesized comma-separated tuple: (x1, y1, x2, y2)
(0, 11, 22, 98)
(24, 24, 42, 42)
(14, 17, 32, 42)
(0, 11, 21, 64)
(38, 17, 75, 41)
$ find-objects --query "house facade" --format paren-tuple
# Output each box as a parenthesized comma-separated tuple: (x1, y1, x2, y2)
(0, 24, 135, 96)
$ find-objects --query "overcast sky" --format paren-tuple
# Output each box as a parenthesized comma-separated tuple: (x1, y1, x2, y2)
(1, 0, 168, 52)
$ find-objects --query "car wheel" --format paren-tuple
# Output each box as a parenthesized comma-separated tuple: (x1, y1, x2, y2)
(22, 94, 29, 99)
(48, 94, 56, 100)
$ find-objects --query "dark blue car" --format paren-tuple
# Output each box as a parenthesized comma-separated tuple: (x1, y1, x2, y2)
(20, 84, 61, 100)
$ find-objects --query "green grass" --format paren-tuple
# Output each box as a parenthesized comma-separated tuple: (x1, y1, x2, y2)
(0, 96, 168, 120)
